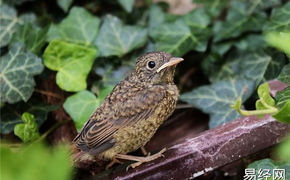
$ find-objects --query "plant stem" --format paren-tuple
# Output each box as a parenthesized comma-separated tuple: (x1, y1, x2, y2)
(238, 108, 279, 116)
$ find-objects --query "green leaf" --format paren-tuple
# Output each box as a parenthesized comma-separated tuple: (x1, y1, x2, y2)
(43, 40, 98, 92)
(0, 143, 72, 180)
(275, 135, 290, 162)
(213, 1, 267, 42)
(11, 24, 48, 55)
(14, 112, 40, 143)
(195, 0, 230, 18)
(248, 158, 290, 178)
(180, 78, 255, 128)
(57, 0, 73, 12)
(96, 15, 147, 57)
(0, 4, 22, 47)
(212, 34, 267, 56)
(275, 87, 290, 109)
(263, 2, 290, 32)
(0, 99, 57, 134)
(148, 5, 165, 29)
(0, 43, 44, 104)
(149, 19, 206, 57)
(48, 7, 100, 45)
(273, 101, 290, 124)
(63, 90, 99, 131)
(210, 50, 285, 85)
(255, 83, 275, 110)
(265, 31, 290, 57)
(244, 0, 281, 12)
(278, 64, 290, 84)
(117, 0, 135, 13)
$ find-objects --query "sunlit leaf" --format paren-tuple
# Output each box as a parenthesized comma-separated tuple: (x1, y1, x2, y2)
(43, 40, 98, 92)
(180, 78, 255, 128)
(265, 31, 290, 57)
(95, 15, 147, 57)
(63, 90, 99, 131)
(14, 112, 40, 143)
(0, 43, 43, 104)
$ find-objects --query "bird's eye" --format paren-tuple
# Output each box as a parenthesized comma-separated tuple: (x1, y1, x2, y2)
(147, 61, 156, 69)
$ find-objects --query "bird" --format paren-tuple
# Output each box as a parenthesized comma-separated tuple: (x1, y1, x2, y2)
(73, 52, 183, 169)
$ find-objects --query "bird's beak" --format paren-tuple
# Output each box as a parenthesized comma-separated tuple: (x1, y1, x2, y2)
(157, 57, 184, 73)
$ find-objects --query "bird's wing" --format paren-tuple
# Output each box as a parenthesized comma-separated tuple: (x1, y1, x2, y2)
(74, 85, 167, 155)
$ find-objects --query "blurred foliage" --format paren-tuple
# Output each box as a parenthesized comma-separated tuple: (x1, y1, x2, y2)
(247, 158, 290, 179)
(0, 0, 290, 178)
(0, 143, 72, 180)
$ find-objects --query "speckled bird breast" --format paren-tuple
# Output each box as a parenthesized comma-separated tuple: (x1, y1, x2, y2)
(99, 84, 179, 159)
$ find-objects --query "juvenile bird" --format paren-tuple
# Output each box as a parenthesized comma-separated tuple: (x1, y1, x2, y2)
(73, 52, 183, 169)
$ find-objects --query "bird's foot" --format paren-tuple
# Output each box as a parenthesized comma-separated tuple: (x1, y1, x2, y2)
(106, 158, 123, 169)
(115, 148, 166, 171)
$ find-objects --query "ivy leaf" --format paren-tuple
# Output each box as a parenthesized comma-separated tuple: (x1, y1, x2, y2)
(212, 34, 267, 56)
(213, 1, 267, 42)
(150, 19, 197, 57)
(0, 4, 22, 47)
(195, 0, 230, 18)
(57, 0, 73, 12)
(180, 78, 255, 128)
(96, 15, 147, 57)
(265, 31, 290, 57)
(117, 0, 135, 13)
(148, 5, 165, 29)
(248, 158, 290, 178)
(0, 99, 57, 134)
(11, 24, 48, 55)
(255, 83, 275, 117)
(273, 101, 290, 124)
(14, 112, 40, 143)
(0, 43, 44, 104)
(210, 50, 286, 85)
(244, 0, 281, 11)
(275, 87, 290, 109)
(48, 7, 100, 45)
(43, 40, 98, 92)
(0, 143, 72, 180)
(278, 64, 290, 84)
(263, 2, 290, 32)
(63, 90, 99, 131)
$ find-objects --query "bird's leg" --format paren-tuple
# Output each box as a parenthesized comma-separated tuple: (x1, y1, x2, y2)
(115, 148, 166, 170)
(141, 146, 150, 156)
(106, 157, 123, 169)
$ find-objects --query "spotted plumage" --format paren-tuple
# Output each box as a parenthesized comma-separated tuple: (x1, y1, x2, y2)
(73, 52, 182, 162)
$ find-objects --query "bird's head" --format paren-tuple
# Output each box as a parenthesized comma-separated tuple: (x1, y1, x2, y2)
(131, 52, 183, 84)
